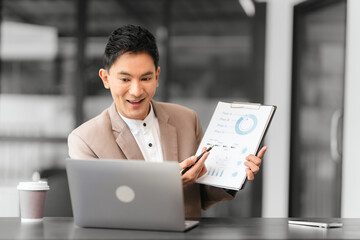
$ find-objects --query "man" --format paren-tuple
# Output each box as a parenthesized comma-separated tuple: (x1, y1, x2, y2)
(68, 24, 266, 218)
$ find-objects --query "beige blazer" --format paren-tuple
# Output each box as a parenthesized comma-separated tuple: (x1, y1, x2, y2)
(68, 100, 234, 218)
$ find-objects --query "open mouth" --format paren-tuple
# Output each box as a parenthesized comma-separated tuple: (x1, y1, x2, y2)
(127, 98, 145, 105)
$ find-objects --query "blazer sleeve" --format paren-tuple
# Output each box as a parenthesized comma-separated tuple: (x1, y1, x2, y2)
(68, 131, 98, 159)
(200, 186, 237, 210)
(194, 112, 203, 149)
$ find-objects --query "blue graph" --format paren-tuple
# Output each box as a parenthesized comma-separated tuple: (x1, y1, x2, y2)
(207, 167, 224, 177)
(235, 114, 257, 135)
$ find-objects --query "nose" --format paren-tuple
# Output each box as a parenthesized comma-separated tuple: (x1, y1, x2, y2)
(128, 80, 143, 97)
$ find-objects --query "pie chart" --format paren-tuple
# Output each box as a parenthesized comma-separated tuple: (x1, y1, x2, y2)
(235, 114, 257, 135)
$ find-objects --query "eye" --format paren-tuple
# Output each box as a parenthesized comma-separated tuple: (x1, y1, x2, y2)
(119, 78, 130, 82)
(142, 77, 152, 81)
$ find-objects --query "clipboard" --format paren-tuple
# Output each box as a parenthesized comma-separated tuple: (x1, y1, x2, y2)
(195, 101, 276, 190)
(232, 102, 276, 190)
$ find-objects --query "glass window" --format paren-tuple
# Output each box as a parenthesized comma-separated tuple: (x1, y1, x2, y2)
(1, 0, 76, 184)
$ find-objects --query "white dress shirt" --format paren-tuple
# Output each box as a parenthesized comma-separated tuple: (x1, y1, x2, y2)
(119, 104, 164, 162)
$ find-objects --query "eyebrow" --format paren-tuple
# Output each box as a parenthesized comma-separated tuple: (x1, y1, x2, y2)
(117, 71, 154, 77)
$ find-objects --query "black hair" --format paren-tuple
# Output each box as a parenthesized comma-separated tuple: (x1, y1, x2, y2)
(103, 24, 159, 71)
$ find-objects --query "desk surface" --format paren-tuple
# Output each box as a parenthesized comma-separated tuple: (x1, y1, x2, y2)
(1, 217, 360, 239)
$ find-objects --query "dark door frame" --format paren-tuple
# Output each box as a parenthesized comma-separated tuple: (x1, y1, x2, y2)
(289, 0, 347, 217)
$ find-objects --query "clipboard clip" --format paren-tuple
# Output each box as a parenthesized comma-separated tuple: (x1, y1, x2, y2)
(231, 102, 261, 110)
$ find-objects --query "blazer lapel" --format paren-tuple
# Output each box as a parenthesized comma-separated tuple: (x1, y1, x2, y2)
(152, 101, 178, 162)
(109, 103, 144, 160)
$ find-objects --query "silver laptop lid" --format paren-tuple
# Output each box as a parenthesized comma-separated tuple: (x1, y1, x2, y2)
(66, 158, 188, 231)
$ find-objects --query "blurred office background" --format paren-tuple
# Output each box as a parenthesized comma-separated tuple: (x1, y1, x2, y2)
(1, 0, 359, 219)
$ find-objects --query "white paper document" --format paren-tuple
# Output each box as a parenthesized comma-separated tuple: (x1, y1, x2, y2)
(195, 102, 276, 190)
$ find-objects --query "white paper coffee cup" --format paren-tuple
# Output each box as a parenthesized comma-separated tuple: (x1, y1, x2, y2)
(17, 181, 50, 222)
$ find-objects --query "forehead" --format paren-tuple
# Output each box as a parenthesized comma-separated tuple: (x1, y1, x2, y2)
(109, 52, 155, 73)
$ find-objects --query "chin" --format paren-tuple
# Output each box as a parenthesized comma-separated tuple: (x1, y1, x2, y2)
(129, 111, 147, 120)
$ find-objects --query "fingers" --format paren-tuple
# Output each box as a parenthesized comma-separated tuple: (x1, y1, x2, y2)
(246, 168, 254, 181)
(246, 154, 262, 166)
(179, 156, 197, 169)
(180, 147, 209, 186)
(244, 146, 267, 181)
(195, 147, 208, 166)
(198, 164, 208, 178)
(187, 151, 209, 176)
(246, 146, 267, 166)
(257, 146, 268, 159)
(244, 160, 260, 175)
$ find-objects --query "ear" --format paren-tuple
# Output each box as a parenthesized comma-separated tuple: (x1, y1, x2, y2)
(155, 66, 160, 87)
(99, 68, 110, 89)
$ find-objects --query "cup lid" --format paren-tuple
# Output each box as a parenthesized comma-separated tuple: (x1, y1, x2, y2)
(17, 181, 50, 191)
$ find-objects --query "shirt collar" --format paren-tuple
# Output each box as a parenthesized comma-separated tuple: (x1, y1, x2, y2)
(119, 103, 156, 134)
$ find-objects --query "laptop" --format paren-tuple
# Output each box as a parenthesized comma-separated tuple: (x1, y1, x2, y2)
(66, 158, 199, 232)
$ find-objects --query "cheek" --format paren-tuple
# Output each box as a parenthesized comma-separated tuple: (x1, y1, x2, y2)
(149, 86, 157, 97)
(109, 86, 127, 100)
(151, 82, 158, 93)
(109, 82, 127, 95)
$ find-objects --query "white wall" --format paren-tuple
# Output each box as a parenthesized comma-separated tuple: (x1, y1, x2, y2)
(262, 0, 297, 218)
(341, 0, 360, 218)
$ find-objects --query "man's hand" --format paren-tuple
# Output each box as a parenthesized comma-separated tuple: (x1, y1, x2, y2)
(244, 146, 267, 181)
(179, 147, 209, 186)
